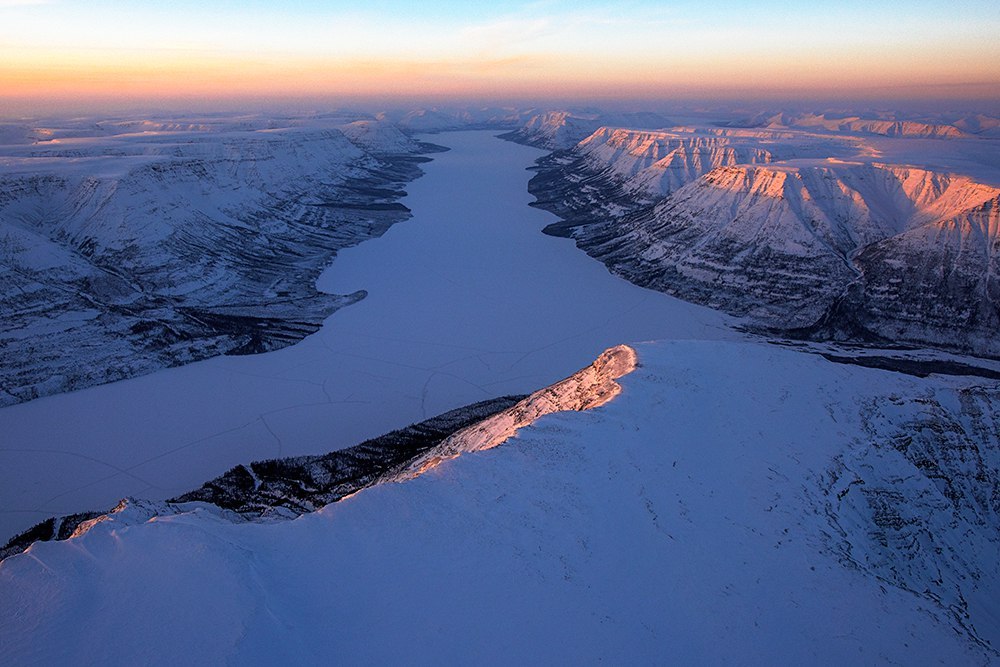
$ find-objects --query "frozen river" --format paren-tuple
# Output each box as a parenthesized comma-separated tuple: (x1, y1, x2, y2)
(0, 131, 732, 540)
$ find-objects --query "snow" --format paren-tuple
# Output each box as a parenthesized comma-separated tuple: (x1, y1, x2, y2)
(393, 344, 637, 479)
(2, 111, 998, 664)
(0, 130, 733, 541)
(1, 340, 993, 664)
(335, 119, 422, 153)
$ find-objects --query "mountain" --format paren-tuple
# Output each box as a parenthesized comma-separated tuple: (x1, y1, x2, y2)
(393, 108, 469, 132)
(724, 111, 969, 139)
(500, 110, 605, 149)
(1, 341, 996, 663)
(0, 117, 440, 406)
(524, 123, 1000, 358)
(335, 119, 424, 153)
(576, 127, 776, 197)
(501, 110, 673, 149)
(953, 114, 1000, 138)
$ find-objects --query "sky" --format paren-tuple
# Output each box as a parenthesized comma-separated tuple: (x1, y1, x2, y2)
(1, 0, 998, 112)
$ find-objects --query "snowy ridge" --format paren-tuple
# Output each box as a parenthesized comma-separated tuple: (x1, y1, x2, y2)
(636, 162, 1000, 262)
(577, 127, 774, 196)
(502, 110, 605, 149)
(726, 111, 972, 139)
(502, 110, 672, 149)
(825, 118, 965, 139)
(0, 395, 524, 560)
(372, 107, 531, 133)
(1, 340, 996, 664)
(953, 114, 1000, 138)
(335, 120, 424, 154)
(1, 345, 638, 559)
(396, 344, 637, 478)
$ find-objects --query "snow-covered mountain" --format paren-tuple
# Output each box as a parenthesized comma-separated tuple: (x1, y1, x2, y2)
(2, 341, 996, 663)
(953, 114, 1000, 138)
(501, 110, 673, 149)
(523, 121, 1000, 358)
(334, 119, 424, 153)
(373, 106, 532, 133)
(501, 110, 607, 149)
(0, 116, 439, 406)
(576, 127, 776, 196)
(724, 111, 971, 139)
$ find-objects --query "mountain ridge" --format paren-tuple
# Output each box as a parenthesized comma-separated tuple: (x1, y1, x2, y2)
(517, 120, 1000, 357)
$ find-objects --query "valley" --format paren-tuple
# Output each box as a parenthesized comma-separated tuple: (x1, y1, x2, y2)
(2, 108, 998, 664)
(0, 128, 732, 541)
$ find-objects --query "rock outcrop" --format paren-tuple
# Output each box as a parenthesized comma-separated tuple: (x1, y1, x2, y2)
(1, 345, 638, 560)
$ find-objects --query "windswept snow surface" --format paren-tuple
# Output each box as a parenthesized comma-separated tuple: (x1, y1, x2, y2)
(0, 131, 732, 541)
(2, 340, 995, 664)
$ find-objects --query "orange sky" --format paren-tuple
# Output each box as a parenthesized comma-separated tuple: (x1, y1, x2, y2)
(2, 1, 998, 110)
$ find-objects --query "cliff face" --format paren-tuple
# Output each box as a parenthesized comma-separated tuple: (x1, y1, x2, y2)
(577, 127, 774, 197)
(394, 345, 637, 478)
(830, 195, 1000, 352)
(524, 124, 1000, 357)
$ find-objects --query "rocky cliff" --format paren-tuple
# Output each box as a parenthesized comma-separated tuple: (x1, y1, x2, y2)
(522, 124, 1000, 357)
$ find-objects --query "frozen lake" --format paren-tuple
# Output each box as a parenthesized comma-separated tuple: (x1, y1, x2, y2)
(0, 131, 733, 540)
